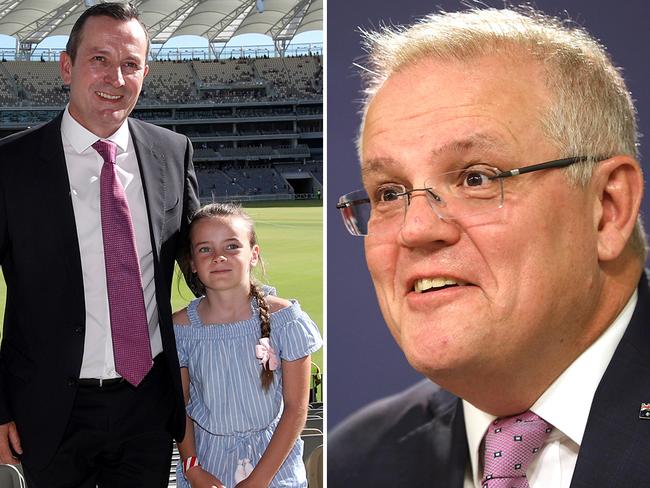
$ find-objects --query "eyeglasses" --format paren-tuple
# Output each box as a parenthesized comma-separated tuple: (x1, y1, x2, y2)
(337, 156, 592, 237)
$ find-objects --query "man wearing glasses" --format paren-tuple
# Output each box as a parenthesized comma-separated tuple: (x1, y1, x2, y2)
(330, 6, 650, 488)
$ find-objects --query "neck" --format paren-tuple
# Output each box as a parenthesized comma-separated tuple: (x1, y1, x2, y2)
(200, 285, 252, 324)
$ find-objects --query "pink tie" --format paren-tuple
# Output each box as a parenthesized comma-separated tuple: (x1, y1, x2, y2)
(94, 140, 153, 386)
(482, 411, 552, 488)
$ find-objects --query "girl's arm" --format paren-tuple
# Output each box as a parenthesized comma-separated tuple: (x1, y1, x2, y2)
(236, 355, 311, 488)
(177, 367, 226, 488)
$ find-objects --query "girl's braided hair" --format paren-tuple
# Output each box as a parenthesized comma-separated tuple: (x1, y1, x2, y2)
(250, 282, 274, 390)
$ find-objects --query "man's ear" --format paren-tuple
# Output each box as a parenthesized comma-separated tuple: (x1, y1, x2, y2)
(592, 156, 643, 261)
(60, 51, 72, 85)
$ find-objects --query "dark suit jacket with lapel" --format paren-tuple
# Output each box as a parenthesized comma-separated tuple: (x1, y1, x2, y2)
(0, 112, 200, 469)
(329, 274, 650, 488)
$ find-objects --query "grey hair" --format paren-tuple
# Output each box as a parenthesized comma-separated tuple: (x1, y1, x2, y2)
(357, 6, 646, 259)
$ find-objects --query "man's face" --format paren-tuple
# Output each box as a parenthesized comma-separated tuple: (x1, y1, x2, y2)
(361, 55, 601, 383)
(60, 16, 149, 138)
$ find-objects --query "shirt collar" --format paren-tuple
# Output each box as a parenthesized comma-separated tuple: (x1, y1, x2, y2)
(463, 289, 637, 486)
(61, 105, 130, 154)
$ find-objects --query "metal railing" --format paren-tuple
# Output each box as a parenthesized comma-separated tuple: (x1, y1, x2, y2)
(0, 42, 323, 62)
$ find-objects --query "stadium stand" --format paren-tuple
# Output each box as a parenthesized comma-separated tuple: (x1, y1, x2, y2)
(142, 61, 196, 104)
(3, 61, 67, 106)
(0, 464, 25, 488)
(0, 55, 323, 203)
(0, 64, 18, 105)
(194, 58, 256, 84)
(305, 445, 323, 488)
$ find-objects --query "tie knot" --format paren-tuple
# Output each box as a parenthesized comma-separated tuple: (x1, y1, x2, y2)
(482, 411, 552, 487)
(92, 139, 117, 165)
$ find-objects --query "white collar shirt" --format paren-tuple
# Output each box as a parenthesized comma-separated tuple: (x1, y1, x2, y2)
(61, 106, 162, 379)
(463, 290, 638, 488)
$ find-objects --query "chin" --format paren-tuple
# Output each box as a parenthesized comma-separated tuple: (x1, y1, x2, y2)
(400, 323, 474, 378)
(402, 338, 449, 374)
(404, 357, 452, 386)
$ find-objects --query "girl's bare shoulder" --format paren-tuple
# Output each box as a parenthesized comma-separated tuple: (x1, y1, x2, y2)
(172, 308, 191, 326)
(266, 295, 292, 313)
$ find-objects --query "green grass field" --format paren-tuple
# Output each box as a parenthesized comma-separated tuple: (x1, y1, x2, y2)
(0, 201, 323, 377)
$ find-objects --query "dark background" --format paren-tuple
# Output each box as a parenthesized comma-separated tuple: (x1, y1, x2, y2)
(327, 0, 650, 428)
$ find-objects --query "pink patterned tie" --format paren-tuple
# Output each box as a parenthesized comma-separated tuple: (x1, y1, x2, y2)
(482, 411, 552, 488)
(94, 140, 153, 386)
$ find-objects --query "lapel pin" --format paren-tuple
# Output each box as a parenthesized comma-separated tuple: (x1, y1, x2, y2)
(639, 403, 650, 419)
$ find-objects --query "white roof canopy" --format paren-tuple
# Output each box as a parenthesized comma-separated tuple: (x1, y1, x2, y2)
(0, 0, 322, 48)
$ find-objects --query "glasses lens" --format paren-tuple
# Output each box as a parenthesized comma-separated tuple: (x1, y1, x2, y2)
(434, 166, 503, 217)
(338, 190, 371, 236)
(338, 167, 504, 237)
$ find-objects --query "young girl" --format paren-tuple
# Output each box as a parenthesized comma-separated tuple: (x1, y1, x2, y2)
(173, 203, 322, 488)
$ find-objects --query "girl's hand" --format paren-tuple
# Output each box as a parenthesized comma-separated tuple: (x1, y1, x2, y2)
(186, 466, 226, 488)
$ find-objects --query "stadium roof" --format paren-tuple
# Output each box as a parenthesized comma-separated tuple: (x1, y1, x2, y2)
(0, 0, 322, 50)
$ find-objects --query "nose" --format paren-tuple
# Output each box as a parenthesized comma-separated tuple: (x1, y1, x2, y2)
(212, 254, 226, 263)
(398, 190, 461, 248)
(105, 65, 125, 88)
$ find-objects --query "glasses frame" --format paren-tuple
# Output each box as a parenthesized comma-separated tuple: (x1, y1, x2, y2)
(487, 156, 589, 179)
(337, 156, 593, 236)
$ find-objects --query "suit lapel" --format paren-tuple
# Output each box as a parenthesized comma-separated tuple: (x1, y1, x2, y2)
(396, 395, 468, 486)
(570, 275, 650, 487)
(36, 115, 84, 287)
(128, 118, 166, 253)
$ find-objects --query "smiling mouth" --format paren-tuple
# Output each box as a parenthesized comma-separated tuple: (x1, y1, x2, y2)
(413, 277, 468, 293)
(96, 91, 122, 100)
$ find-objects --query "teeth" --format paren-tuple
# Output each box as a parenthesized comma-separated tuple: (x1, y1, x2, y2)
(414, 277, 466, 293)
(97, 91, 121, 100)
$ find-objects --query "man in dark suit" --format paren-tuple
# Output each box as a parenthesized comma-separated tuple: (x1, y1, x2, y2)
(331, 6, 649, 487)
(0, 3, 199, 487)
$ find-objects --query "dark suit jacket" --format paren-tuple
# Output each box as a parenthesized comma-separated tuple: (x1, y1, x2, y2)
(329, 275, 650, 487)
(0, 113, 200, 469)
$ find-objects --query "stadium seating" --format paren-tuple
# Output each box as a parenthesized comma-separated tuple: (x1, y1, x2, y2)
(0, 64, 17, 105)
(0, 54, 322, 202)
(2, 61, 67, 105)
(305, 444, 323, 488)
(301, 433, 323, 463)
(0, 55, 322, 107)
(305, 416, 323, 432)
(0, 464, 25, 488)
(193, 58, 256, 84)
(142, 62, 195, 103)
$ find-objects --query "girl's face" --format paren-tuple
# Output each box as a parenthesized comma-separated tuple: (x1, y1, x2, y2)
(189, 216, 259, 293)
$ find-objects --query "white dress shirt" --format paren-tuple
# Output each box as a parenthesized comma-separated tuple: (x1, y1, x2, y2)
(61, 106, 163, 379)
(463, 291, 638, 488)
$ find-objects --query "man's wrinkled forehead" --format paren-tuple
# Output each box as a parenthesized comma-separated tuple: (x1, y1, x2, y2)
(357, 51, 550, 155)
(361, 133, 505, 179)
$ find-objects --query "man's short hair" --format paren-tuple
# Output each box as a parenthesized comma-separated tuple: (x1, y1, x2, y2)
(357, 7, 646, 258)
(65, 2, 150, 63)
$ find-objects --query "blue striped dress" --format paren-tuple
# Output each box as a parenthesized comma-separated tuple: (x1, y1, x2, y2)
(173, 291, 322, 488)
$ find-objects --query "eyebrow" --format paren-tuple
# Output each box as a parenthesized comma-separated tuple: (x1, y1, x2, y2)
(361, 132, 505, 178)
(88, 46, 144, 62)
